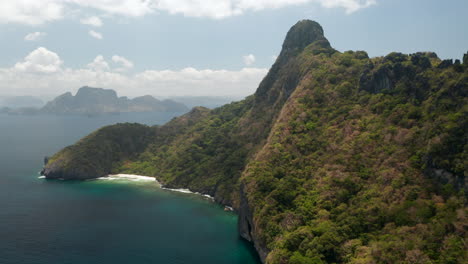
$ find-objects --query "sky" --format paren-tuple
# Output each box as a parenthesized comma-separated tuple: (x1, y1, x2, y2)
(0, 0, 467, 99)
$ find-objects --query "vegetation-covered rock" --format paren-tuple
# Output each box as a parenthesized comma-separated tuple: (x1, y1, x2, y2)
(42, 20, 467, 263)
(42, 123, 154, 180)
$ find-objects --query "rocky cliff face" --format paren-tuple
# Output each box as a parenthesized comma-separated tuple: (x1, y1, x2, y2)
(42, 20, 467, 264)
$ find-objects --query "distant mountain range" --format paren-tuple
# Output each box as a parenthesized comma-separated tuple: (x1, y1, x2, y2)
(166, 96, 244, 109)
(0, 96, 44, 108)
(1, 87, 189, 115)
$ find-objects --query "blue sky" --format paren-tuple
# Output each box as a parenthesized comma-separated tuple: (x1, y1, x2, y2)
(0, 0, 467, 98)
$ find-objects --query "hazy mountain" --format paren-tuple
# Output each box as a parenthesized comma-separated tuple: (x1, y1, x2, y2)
(167, 96, 245, 109)
(41, 86, 188, 114)
(0, 96, 44, 108)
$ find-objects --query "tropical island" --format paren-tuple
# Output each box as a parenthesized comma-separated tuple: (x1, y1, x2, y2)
(42, 20, 467, 264)
(1, 86, 188, 115)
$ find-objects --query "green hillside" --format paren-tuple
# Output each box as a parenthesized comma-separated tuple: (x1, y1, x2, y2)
(42, 20, 467, 264)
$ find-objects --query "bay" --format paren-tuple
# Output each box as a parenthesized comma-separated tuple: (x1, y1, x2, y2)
(0, 113, 260, 264)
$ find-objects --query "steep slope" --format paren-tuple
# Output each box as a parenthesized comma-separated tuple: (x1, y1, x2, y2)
(42, 20, 467, 263)
(240, 50, 467, 263)
(41, 86, 188, 114)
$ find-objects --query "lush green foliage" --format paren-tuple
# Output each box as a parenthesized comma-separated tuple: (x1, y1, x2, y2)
(242, 49, 467, 263)
(44, 123, 153, 179)
(119, 100, 256, 203)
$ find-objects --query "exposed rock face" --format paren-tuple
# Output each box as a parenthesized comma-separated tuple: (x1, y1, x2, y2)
(238, 189, 270, 261)
(410, 53, 432, 69)
(239, 184, 269, 262)
(280, 20, 330, 57)
(359, 52, 439, 101)
(255, 20, 331, 101)
(438, 59, 453, 69)
(41, 86, 188, 114)
(359, 64, 395, 93)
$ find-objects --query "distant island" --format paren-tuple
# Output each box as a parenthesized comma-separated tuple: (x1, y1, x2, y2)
(1, 86, 189, 115)
(0, 95, 44, 108)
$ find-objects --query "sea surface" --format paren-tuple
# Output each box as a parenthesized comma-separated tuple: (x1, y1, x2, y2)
(0, 113, 260, 264)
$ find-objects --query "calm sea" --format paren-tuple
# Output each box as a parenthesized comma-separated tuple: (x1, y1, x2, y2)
(0, 113, 260, 264)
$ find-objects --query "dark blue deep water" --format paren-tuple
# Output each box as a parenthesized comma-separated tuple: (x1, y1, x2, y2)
(0, 113, 260, 264)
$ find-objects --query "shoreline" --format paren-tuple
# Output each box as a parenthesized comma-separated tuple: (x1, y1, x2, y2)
(99, 174, 217, 202)
(97, 174, 158, 183)
(38, 173, 232, 210)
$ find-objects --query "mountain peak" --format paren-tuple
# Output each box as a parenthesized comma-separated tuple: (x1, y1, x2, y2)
(75, 86, 117, 98)
(281, 20, 330, 56)
(254, 20, 331, 100)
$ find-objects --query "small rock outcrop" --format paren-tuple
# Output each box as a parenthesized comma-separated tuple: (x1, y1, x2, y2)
(438, 59, 453, 69)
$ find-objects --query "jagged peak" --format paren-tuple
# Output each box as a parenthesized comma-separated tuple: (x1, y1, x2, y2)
(280, 20, 330, 57)
(254, 20, 331, 101)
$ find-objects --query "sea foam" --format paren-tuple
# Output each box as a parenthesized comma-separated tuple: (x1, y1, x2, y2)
(73, 173, 215, 200)
(97, 174, 159, 183)
(161, 187, 215, 201)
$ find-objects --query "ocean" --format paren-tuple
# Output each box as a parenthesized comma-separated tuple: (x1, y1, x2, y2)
(0, 112, 260, 264)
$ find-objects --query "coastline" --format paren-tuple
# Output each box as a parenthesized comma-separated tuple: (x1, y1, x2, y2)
(97, 174, 158, 183)
(96, 174, 217, 202)
(38, 173, 233, 210)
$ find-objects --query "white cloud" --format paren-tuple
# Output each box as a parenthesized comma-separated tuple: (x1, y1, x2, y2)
(148, 0, 377, 18)
(134, 67, 268, 96)
(0, 48, 268, 97)
(24, 32, 47, 41)
(320, 0, 376, 14)
(0, 0, 63, 25)
(14, 47, 63, 73)
(80, 16, 103, 27)
(87, 55, 110, 72)
(88, 30, 103, 39)
(243, 54, 256, 66)
(112, 55, 134, 72)
(0, 0, 377, 25)
(69, 0, 156, 17)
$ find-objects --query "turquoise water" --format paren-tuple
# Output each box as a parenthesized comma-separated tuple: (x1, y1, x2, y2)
(0, 113, 260, 264)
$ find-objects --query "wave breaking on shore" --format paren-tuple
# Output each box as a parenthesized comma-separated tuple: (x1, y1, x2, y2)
(98, 174, 215, 200)
(161, 187, 215, 201)
(97, 174, 159, 183)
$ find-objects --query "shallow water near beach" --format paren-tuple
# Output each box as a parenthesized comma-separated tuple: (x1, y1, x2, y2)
(0, 113, 260, 264)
